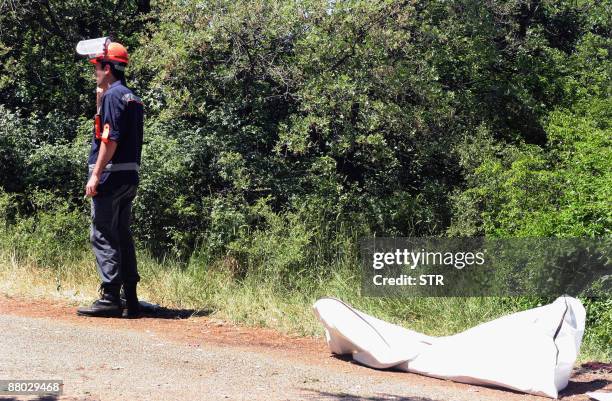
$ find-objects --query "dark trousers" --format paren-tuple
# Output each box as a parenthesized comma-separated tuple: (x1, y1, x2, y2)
(90, 183, 140, 292)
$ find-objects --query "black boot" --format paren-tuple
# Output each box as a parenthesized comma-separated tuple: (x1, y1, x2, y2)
(121, 282, 142, 318)
(77, 285, 123, 317)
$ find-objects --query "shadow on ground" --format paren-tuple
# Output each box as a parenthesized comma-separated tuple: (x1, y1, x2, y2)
(560, 378, 611, 397)
(299, 390, 441, 401)
(560, 362, 612, 398)
(138, 301, 212, 319)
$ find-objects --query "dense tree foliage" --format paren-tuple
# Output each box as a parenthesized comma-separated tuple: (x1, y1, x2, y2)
(2, 0, 608, 250)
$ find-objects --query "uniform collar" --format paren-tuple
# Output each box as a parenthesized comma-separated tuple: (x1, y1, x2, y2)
(108, 80, 122, 89)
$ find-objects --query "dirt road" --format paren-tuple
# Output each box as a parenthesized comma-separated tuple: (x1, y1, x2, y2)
(0, 295, 609, 401)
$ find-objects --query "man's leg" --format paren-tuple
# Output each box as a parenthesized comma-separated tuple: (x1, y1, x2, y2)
(118, 184, 141, 317)
(78, 186, 125, 316)
(118, 184, 139, 284)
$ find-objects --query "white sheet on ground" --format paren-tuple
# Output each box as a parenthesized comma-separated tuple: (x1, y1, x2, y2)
(313, 296, 585, 398)
(587, 392, 612, 401)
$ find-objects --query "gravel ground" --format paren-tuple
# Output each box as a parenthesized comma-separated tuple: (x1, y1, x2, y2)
(0, 314, 457, 401)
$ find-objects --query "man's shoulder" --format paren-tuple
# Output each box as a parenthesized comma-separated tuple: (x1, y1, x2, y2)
(106, 82, 129, 97)
(102, 85, 125, 105)
(105, 84, 142, 106)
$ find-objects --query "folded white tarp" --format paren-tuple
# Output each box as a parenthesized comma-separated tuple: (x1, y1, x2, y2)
(313, 296, 586, 398)
(587, 392, 612, 401)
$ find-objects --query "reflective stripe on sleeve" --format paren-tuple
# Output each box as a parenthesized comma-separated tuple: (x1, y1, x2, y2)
(101, 123, 111, 142)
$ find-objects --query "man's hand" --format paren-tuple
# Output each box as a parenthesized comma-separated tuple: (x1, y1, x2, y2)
(85, 174, 99, 197)
(96, 85, 107, 112)
(85, 140, 117, 198)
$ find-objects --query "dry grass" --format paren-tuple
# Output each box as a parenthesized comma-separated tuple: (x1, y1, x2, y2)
(0, 245, 609, 363)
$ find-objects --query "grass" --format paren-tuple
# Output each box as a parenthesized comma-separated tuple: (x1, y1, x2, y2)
(0, 243, 609, 363)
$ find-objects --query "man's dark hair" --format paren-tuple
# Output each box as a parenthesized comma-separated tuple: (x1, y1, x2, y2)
(102, 61, 126, 85)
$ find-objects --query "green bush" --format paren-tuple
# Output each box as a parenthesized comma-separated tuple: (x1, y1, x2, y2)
(1, 190, 88, 268)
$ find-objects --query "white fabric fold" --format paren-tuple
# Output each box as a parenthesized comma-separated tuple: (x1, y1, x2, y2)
(313, 296, 586, 398)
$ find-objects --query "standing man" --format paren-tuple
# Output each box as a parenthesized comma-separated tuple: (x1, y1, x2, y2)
(77, 41, 145, 318)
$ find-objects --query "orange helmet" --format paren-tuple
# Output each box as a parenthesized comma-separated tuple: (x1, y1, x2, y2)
(89, 42, 129, 67)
